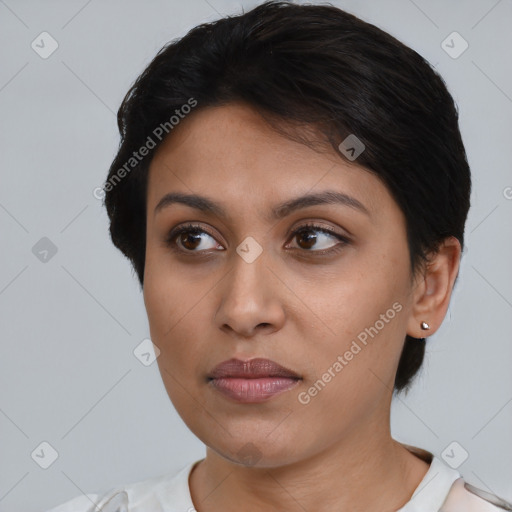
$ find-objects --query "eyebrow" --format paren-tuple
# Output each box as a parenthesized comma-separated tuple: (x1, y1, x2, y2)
(154, 190, 370, 220)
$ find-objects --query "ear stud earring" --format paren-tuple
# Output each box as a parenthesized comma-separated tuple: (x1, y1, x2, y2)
(420, 321, 430, 330)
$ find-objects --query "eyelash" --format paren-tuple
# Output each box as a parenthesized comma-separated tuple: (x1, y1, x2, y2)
(165, 222, 350, 257)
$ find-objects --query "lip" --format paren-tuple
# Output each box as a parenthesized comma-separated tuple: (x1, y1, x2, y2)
(207, 358, 302, 403)
(208, 358, 301, 379)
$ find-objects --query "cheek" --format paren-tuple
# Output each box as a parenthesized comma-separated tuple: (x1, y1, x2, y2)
(291, 246, 411, 385)
(144, 245, 194, 330)
(296, 253, 408, 338)
(143, 274, 172, 335)
(144, 269, 205, 416)
(295, 284, 407, 432)
(143, 256, 213, 375)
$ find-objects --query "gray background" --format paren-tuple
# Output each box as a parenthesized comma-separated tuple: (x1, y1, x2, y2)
(1, 0, 511, 511)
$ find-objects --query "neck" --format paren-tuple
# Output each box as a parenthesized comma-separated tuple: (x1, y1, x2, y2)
(189, 418, 430, 512)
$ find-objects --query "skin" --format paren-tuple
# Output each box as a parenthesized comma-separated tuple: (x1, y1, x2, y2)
(143, 102, 461, 512)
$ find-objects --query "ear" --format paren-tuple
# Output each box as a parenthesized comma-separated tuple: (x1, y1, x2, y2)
(406, 236, 461, 339)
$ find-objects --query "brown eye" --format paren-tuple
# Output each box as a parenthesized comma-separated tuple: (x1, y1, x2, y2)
(166, 224, 223, 253)
(295, 229, 318, 250)
(178, 231, 203, 251)
(289, 224, 349, 253)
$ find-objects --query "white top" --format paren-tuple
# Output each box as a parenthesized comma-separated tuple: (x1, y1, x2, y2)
(45, 445, 510, 512)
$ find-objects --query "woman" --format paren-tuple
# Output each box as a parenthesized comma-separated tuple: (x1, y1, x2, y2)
(46, 1, 510, 511)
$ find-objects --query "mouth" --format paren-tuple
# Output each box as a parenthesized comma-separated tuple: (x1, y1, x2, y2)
(207, 358, 302, 403)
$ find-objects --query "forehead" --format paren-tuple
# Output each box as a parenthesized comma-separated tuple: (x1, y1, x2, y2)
(146, 103, 392, 221)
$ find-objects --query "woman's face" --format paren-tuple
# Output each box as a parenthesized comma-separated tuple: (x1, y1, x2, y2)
(143, 102, 419, 467)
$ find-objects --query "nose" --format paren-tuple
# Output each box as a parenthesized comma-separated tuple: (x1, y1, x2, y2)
(213, 253, 286, 338)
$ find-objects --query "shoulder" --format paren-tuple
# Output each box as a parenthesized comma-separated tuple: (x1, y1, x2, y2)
(440, 477, 512, 512)
(44, 460, 200, 512)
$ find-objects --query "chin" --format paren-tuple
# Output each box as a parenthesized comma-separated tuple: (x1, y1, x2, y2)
(203, 429, 312, 469)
